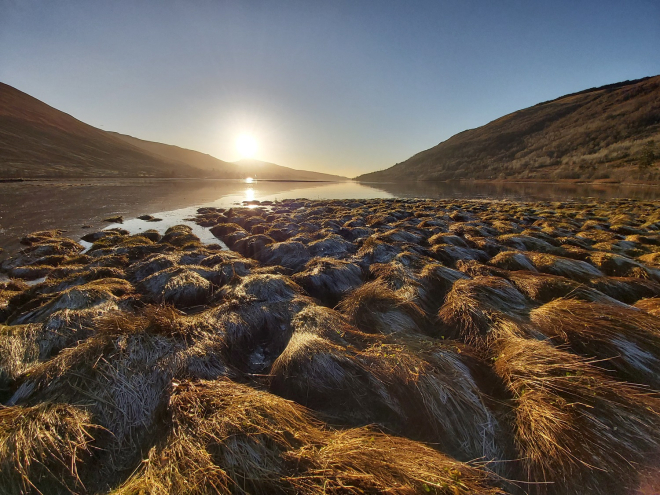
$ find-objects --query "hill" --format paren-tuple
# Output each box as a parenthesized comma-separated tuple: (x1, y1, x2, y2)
(0, 82, 199, 178)
(110, 132, 347, 181)
(357, 76, 660, 183)
(0, 83, 346, 181)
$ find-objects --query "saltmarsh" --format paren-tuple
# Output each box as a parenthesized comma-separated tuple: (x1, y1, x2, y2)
(1, 197, 660, 494)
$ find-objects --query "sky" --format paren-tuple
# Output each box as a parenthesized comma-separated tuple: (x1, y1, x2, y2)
(1, 1, 659, 177)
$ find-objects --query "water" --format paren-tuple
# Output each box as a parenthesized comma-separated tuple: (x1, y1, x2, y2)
(2, 178, 659, 258)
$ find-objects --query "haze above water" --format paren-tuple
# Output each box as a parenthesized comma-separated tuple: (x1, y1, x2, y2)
(2, 179, 660, 256)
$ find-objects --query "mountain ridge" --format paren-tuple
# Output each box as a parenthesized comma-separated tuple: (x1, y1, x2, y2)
(357, 75, 660, 183)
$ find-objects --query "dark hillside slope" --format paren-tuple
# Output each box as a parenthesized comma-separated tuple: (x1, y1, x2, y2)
(0, 83, 346, 180)
(0, 83, 198, 178)
(357, 76, 660, 182)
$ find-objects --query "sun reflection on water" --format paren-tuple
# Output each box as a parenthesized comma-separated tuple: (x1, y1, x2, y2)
(245, 187, 255, 202)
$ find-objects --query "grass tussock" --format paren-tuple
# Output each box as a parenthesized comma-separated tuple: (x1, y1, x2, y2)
(0, 403, 97, 495)
(506, 271, 623, 306)
(587, 275, 660, 304)
(337, 279, 428, 336)
(292, 257, 364, 307)
(285, 427, 506, 495)
(634, 297, 660, 316)
(139, 266, 213, 307)
(494, 336, 660, 494)
(437, 276, 531, 346)
(530, 298, 660, 387)
(271, 329, 502, 463)
(9, 332, 177, 475)
(9, 278, 132, 325)
(116, 379, 505, 495)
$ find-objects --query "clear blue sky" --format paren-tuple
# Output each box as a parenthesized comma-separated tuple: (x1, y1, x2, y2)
(1, 0, 659, 177)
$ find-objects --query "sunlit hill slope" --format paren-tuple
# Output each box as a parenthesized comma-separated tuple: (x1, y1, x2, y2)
(357, 76, 660, 183)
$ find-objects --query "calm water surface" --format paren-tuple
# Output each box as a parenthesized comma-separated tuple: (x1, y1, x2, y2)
(2, 178, 659, 257)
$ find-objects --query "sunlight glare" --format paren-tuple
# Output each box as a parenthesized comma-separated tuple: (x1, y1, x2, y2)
(245, 187, 255, 202)
(236, 134, 258, 159)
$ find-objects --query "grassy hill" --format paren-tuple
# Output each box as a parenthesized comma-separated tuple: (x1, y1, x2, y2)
(0, 83, 346, 181)
(0, 82, 199, 178)
(357, 76, 660, 183)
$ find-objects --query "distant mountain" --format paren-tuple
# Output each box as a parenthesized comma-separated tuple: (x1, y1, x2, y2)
(110, 132, 347, 181)
(0, 83, 346, 181)
(357, 76, 660, 183)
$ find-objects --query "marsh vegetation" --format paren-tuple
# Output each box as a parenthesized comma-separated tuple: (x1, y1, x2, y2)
(1, 197, 660, 494)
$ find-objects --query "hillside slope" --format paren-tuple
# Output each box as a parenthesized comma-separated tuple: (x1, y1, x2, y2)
(110, 132, 347, 181)
(0, 82, 199, 178)
(357, 76, 660, 182)
(0, 83, 346, 181)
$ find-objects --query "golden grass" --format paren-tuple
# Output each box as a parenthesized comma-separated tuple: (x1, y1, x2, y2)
(529, 298, 660, 387)
(115, 379, 506, 495)
(494, 335, 660, 494)
(0, 403, 97, 495)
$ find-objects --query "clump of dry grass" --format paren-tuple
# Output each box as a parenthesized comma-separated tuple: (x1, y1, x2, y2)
(0, 403, 97, 495)
(285, 427, 506, 495)
(638, 252, 660, 268)
(221, 272, 302, 303)
(430, 244, 489, 267)
(356, 236, 404, 265)
(116, 379, 506, 495)
(506, 271, 623, 306)
(337, 279, 428, 335)
(114, 378, 325, 494)
(232, 233, 275, 258)
(271, 327, 503, 463)
(9, 278, 132, 325)
(489, 251, 539, 272)
(455, 260, 506, 278)
(0, 313, 107, 398)
(9, 332, 178, 476)
(437, 276, 532, 346)
(634, 297, 660, 317)
(290, 302, 368, 346)
(128, 253, 181, 283)
(588, 251, 660, 281)
(0, 324, 41, 397)
(497, 234, 560, 254)
(530, 298, 660, 388)
(138, 266, 213, 307)
(213, 275, 313, 372)
(494, 335, 660, 495)
(257, 240, 312, 272)
(292, 257, 364, 307)
(308, 233, 356, 258)
(525, 252, 604, 282)
(588, 276, 660, 304)
(270, 331, 377, 423)
(161, 225, 202, 248)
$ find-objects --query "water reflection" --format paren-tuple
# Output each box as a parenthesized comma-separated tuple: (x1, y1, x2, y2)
(1, 178, 659, 257)
(367, 181, 660, 201)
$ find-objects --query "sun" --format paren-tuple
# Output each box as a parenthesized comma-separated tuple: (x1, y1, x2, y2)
(236, 134, 258, 159)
